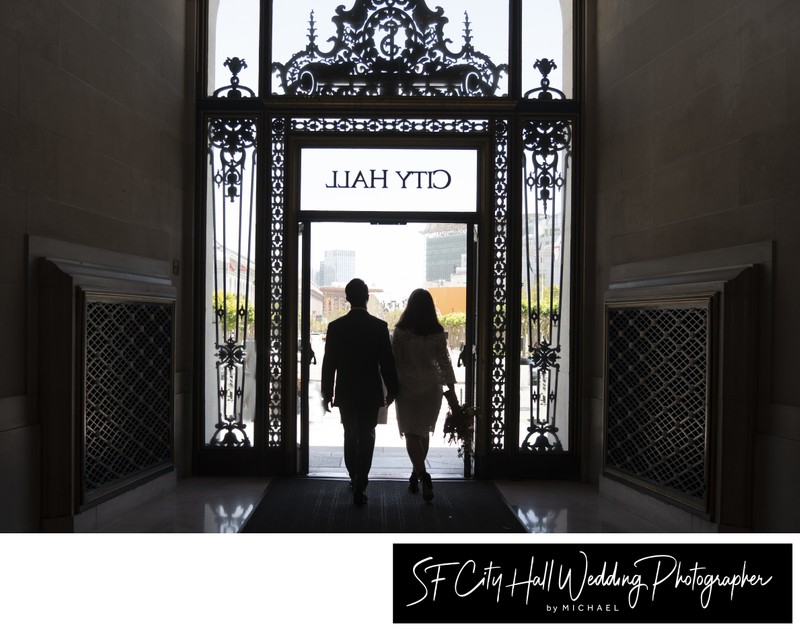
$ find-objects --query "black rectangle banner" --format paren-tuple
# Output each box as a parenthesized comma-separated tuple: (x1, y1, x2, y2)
(393, 543, 792, 624)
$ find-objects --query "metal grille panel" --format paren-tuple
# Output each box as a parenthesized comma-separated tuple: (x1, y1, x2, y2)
(520, 117, 572, 453)
(605, 304, 709, 505)
(208, 115, 258, 448)
(489, 119, 509, 450)
(268, 117, 286, 447)
(83, 299, 173, 499)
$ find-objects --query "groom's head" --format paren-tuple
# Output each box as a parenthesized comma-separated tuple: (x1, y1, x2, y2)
(345, 278, 369, 308)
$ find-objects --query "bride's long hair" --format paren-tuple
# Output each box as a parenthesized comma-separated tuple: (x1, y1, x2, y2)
(395, 288, 444, 335)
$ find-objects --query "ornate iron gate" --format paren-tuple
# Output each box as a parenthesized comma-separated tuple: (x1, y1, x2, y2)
(198, 0, 579, 478)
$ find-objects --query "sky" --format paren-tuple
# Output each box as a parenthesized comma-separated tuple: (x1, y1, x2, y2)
(309, 222, 429, 302)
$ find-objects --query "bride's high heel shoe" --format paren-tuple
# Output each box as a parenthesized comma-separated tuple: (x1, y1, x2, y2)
(420, 472, 434, 502)
(408, 471, 419, 493)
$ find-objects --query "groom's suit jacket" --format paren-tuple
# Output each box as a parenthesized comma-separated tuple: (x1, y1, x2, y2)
(321, 308, 399, 409)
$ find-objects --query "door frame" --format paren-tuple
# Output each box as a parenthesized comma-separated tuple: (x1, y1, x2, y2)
(294, 218, 480, 477)
(286, 128, 489, 477)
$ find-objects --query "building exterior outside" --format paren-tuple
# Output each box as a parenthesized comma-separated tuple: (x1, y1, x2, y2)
(321, 286, 384, 321)
(428, 286, 466, 316)
(423, 224, 467, 285)
(314, 249, 355, 287)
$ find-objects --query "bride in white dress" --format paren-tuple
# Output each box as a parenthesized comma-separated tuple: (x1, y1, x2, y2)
(392, 289, 459, 502)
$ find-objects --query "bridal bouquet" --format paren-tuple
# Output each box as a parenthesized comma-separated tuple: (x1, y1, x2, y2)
(443, 404, 478, 458)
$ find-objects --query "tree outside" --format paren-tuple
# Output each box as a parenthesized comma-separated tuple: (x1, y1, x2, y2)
(521, 284, 560, 350)
(213, 291, 255, 337)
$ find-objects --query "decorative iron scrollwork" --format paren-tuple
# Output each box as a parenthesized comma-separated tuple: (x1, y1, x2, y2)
(291, 116, 488, 134)
(524, 58, 566, 101)
(268, 117, 287, 447)
(209, 118, 257, 201)
(213, 56, 256, 98)
(520, 73, 571, 452)
(208, 114, 258, 447)
(272, 0, 507, 97)
(490, 119, 509, 451)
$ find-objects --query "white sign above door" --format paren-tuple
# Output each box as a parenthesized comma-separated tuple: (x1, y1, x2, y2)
(300, 147, 478, 213)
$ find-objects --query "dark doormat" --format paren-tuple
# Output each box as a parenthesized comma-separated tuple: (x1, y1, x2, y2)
(240, 478, 526, 533)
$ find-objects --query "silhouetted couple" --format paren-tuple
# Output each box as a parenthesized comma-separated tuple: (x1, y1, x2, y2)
(321, 279, 458, 505)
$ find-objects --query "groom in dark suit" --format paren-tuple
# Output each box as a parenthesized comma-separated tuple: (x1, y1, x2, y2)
(321, 278, 399, 505)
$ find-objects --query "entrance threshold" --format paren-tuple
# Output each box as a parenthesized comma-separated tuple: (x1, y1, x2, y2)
(308, 445, 465, 479)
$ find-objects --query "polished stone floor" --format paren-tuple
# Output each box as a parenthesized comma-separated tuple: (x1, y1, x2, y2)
(100, 417, 677, 533)
(99, 463, 674, 534)
(96, 407, 677, 533)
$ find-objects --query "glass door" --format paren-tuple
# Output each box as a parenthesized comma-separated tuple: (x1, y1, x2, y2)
(296, 222, 310, 474)
(297, 221, 477, 479)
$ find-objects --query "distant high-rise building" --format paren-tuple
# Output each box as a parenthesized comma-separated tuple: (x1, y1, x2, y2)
(315, 249, 355, 287)
(422, 224, 467, 285)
